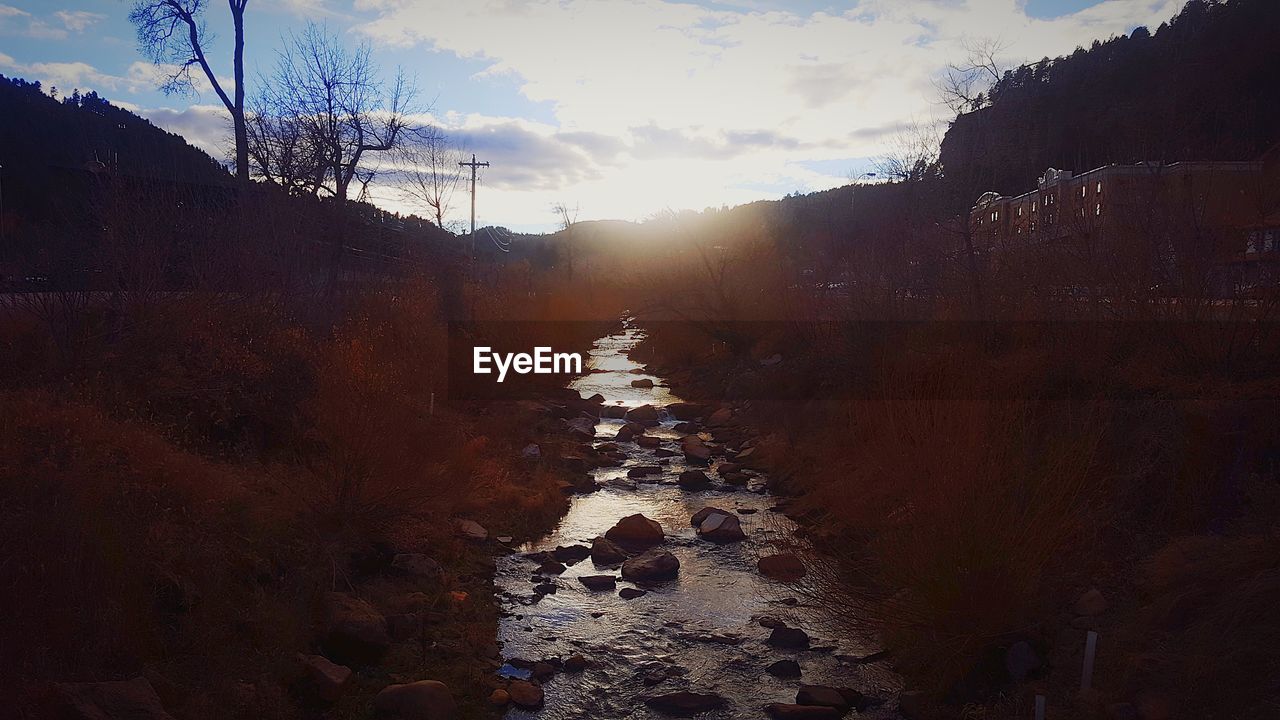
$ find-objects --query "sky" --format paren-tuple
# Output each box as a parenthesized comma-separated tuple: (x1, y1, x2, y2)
(0, 0, 1185, 232)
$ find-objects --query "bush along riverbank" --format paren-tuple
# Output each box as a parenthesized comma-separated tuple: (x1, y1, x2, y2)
(629, 319, 1280, 720)
(1, 278, 621, 720)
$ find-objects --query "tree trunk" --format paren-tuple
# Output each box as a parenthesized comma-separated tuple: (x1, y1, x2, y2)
(231, 1, 248, 182)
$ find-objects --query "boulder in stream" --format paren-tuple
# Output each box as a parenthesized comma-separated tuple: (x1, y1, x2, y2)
(677, 470, 711, 489)
(625, 404, 660, 425)
(766, 659, 802, 678)
(665, 402, 706, 420)
(768, 626, 811, 649)
(505, 680, 544, 709)
(605, 514, 664, 550)
(590, 535, 629, 564)
(695, 510, 745, 543)
(758, 552, 807, 581)
(631, 378, 655, 388)
(643, 691, 725, 716)
(621, 548, 680, 581)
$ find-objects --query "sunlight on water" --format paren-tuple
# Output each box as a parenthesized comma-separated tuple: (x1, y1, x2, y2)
(496, 326, 900, 718)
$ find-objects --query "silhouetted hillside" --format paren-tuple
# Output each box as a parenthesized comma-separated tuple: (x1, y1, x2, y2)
(940, 0, 1280, 207)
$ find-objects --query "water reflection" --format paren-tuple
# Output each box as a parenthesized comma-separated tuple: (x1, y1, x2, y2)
(496, 327, 899, 718)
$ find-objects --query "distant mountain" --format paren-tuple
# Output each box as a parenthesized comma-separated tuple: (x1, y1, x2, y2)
(939, 0, 1280, 208)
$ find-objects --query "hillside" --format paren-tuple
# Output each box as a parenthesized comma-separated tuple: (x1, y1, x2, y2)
(939, 0, 1280, 208)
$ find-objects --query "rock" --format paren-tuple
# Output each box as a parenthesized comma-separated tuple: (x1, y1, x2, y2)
(758, 615, 787, 629)
(636, 435, 662, 448)
(656, 448, 678, 457)
(563, 416, 596, 440)
(678, 470, 712, 489)
(758, 553, 806, 581)
(717, 462, 742, 475)
(533, 582, 557, 595)
(591, 535, 629, 564)
(531, 662, 556, 682)
(622, 548, 681, 581)
(585, 392, 605, 404)
(602, 405, 627, 418)
(619, 587, 648, 600)
(631, 378, 655, 388)
(627, 465, 662, 478)
(372, 680, 456, 720)
(643, 691, 725, 716)
(694, 509, 746, 543)
(322, 592, 390, 663)
(766, 659, 802, 678)
(1005, 640, 1041, 682)
(796, 685, 862, 711)
(391, 553, 442, 578)
(455, 519, 487, 541)
(521, 443, 541, 459)
(615, 424, 641, 442)
(579, 575, 617, 591)
(690, 506, 730, 526)
(666, 402, 705, 420)
(764, 704, 840, 719)
(721, 471, 750, 486)
(706, 407, 733, 426)
(536, 559, 567, 575)
(564, 654, 588, 672)
(605, 513, 664, 550)
(506, 680, 544, 709)
(673, 421, 698, 433)
(497, 536, 513, 544)
(489, 689, 511, 706)
(626, 404, 660, 425)
(683, 442, 712, 464)
(1075, 587, 1109, 616)
(54, 677, 176, 720)
(768, 626, 811, 649)
(552, 544, 592, 563)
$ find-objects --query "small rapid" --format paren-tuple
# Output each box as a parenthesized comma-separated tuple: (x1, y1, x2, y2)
(494, 325, 901, 718)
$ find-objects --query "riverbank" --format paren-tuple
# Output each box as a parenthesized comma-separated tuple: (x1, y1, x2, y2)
(629, 319, 1280, 720)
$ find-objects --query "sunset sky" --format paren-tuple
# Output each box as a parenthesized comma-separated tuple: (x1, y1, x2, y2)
(1, 0, 1184, 231)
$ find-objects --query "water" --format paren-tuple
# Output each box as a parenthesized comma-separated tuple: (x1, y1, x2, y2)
(496, 325, 901, 718)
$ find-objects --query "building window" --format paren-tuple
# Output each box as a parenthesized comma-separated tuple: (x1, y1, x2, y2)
(1096, 181, 1103, 194)
(1080, 186, 1087, 198)
(1017, 206, 1023, 217)
(992, 211, 999, 222)
(1095, 203, 1102, 216)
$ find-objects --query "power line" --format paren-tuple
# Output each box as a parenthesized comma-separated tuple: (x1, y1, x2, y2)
(459, 153, 490, 261)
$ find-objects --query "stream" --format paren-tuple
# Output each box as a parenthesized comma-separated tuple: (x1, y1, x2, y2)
(495, 324, 902, 718)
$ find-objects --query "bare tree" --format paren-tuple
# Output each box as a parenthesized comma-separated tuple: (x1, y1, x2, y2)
(130, 0, 250, 182)
(873, 120, 942, 183)
(400, 126, 464, 230)
(934, 36, 1008, 115)
(251, 23, 419, 203)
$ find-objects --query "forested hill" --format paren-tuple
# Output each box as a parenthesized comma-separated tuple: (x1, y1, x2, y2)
(0, 75, 229, 192)
(939, 0, 1280, 205)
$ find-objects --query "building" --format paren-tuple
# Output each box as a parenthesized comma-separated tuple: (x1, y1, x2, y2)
(968, 151, 1280, 296)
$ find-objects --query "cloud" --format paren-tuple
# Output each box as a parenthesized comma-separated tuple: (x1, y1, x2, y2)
(138, 104, 233, 159)
(348, 0, 1183, 226)
(54, 10, 107, 33)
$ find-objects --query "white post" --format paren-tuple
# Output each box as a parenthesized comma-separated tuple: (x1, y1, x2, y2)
(1034, 694, 1046, 720)
(1081, 630, 1098, 691)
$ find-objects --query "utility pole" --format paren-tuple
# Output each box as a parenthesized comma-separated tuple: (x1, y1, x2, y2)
(459, 153, 489, 261)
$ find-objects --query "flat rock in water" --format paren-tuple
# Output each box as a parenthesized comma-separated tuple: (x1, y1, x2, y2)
(579, 575, 617, 591)
(696, 510, 746, 543)
(758, 553, 807, 581)
(643, 691, 725, 716)
(619, 587, 648, 600)
(796, 685, 862, 711)
(631, 378, 655, 388)
(552, 544, 592, 563)
(621, 548, 680, 581)
(626, 404, 660, 425)
(678, 470, 712, 489)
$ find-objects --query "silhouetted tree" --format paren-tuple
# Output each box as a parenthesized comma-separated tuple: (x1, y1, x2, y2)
(129, 0, 250, 182)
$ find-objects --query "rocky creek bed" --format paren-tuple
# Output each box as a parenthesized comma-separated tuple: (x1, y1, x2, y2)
(490, 324, 903, 719)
